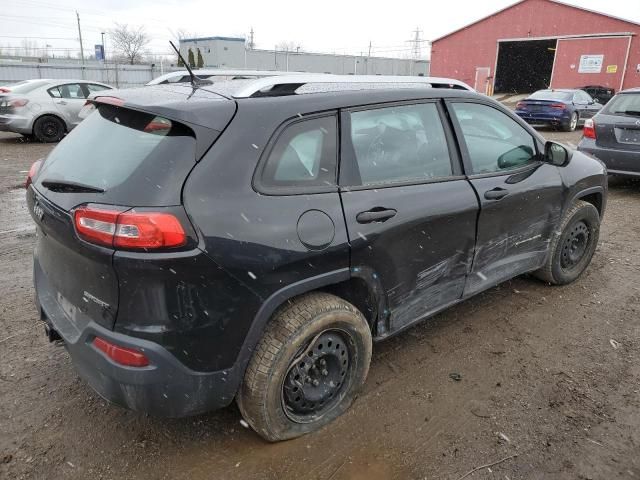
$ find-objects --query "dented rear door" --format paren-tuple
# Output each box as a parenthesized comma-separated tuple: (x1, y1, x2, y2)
(339, 101, 478, 334)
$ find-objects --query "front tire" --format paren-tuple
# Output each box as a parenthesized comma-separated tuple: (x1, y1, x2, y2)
(534, 200, 600, 285)
(33, 115, 65, 143)
(237, 292, 372, 442)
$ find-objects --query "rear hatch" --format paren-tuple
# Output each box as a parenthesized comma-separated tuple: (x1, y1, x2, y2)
(595, 92, 640, 154)
(28, 91, 235, 330)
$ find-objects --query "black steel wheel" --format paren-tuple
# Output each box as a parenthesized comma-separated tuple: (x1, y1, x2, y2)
(237, 292, 372, 442)
(282, 329, 353, 423)
(534, 200, 600, 285)
(560, 221, 589, 270)
(33, 115, 65, 143)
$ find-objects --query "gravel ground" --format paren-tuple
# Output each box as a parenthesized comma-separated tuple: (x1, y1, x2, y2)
(1, 129, 639, 480)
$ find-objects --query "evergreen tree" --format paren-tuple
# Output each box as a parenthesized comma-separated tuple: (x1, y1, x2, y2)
(196, 48, 204, 68)
(187, 48, 195, 68)
(177, 54, 184, 67)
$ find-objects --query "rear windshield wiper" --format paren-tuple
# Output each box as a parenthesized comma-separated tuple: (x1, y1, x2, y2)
(614, 110, 640, 117)
(41, 179, 105, 193)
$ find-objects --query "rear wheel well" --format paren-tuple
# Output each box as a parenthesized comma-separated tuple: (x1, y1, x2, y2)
(320, 278, 378, 333)
(576, 192, 602, 216)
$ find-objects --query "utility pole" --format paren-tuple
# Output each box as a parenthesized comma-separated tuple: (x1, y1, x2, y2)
(410, 27, 422, 59)
(76, 11, 85, 65)
(101, 32, 106, 62)
(367, 41, 372, 75)
(248, 27, 255, 50)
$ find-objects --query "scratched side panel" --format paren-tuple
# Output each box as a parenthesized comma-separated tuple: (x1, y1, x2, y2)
(465, 164, 565, 296)
(340, 180, 478, 334)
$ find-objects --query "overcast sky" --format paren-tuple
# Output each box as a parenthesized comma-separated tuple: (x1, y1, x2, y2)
(2, 0, 638, 59)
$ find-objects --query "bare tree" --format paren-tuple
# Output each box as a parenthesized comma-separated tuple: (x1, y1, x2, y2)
(276, 41, 302, 52)
(109, 23, 150, 64)
(168, 28, 198, 66)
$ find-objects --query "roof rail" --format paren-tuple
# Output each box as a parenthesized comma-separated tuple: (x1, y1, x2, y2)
(231, 74, 474, 98)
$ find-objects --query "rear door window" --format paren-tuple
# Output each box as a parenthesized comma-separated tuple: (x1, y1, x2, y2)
(346, 102, 453, 186)
(257, 115, 337, 194)
(58, 83, 87, 99)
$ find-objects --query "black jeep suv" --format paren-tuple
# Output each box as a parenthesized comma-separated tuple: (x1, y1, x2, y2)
(26, 75, 607, 441)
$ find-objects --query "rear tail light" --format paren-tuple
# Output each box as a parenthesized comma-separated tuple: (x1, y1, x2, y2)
(9, 98, 29, 108)
(516, 101, 526, 110)
(550, 103, 566, 110)
(78, 101, 96, 119)
(0, 87, 11, 93)
(74, 205, 187, 250)
(583, 118, 596, 139)
(25, 159, 42, 189)
(93, 337, 150, 367)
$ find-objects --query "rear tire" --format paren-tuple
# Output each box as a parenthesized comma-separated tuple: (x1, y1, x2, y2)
(534, 200, 600, 285)
(33, 115, 65, 143)
(563, 112, 578, 132)
(237, 292, 372, 442)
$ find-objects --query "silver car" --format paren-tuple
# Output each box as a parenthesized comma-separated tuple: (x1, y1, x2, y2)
(0, 79, 112, 142)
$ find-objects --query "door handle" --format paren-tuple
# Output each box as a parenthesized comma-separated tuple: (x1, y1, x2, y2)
(56, 100, 67, 105)
(484, 188, 509, 200)
(356, 208, 397, 224)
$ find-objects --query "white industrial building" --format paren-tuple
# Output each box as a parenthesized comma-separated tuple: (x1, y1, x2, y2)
(179, 36, 430, 76)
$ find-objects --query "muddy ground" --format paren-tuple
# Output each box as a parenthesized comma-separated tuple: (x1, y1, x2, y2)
(1, 129, 639, 480)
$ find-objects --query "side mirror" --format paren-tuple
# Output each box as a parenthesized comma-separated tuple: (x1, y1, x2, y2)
(544, 141, 572, 167)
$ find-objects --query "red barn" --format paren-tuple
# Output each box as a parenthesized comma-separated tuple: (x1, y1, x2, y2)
(430, 0, 640, 95)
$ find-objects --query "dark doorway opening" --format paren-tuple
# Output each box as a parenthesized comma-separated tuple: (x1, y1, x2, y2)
(494, 39, 557, 94)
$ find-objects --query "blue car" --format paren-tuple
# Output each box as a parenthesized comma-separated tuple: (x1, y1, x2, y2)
(515, 89, 602, 132)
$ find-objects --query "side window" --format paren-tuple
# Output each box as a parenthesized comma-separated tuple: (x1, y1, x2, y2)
(86, 83, 111, 93)
(577, 91, 593, 103)
(259, 116, 337, 192)
(48, 87, 62, 98)
(58, 83, 86, 99)
(451, 103, 537, 174)
(348, 103, 453, 186)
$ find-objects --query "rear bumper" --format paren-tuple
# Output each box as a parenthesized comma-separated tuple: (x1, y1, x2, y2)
(577, 138, 640, 177)
(515, 110, 572, 126)
(0, 114, 32, 134)
(34, 260, 238, 417)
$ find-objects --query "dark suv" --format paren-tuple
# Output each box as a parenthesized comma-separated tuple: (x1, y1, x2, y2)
(26, 75, 607, 441)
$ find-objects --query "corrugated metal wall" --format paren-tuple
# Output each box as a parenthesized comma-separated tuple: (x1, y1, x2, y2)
(0, 63, 183, 88)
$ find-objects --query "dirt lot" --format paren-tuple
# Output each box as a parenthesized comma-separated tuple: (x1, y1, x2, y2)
(1, 129, 639, 480)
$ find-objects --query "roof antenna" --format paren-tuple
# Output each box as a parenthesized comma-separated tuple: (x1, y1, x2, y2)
(168, 41, 211, 88)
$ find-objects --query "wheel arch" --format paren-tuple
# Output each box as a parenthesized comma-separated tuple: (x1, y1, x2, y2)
(32, 112, 69, 135)
(231, 268, 386, 393)
(571, 186, 605, 217)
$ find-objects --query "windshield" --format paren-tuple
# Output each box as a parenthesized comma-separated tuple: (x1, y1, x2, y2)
(603, 93, 640, 116)
(528, 90, 573, 101)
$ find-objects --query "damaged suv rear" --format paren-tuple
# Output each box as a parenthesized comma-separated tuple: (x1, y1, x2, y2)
(27, 76, 607, 441)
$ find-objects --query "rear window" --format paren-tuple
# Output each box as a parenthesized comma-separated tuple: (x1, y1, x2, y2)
(37, 104, 197, 206)
(603, 93, 640, 116)
(528, 90, 572, 101)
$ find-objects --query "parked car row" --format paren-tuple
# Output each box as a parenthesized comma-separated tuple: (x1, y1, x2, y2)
(0, 79, 112, 142)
